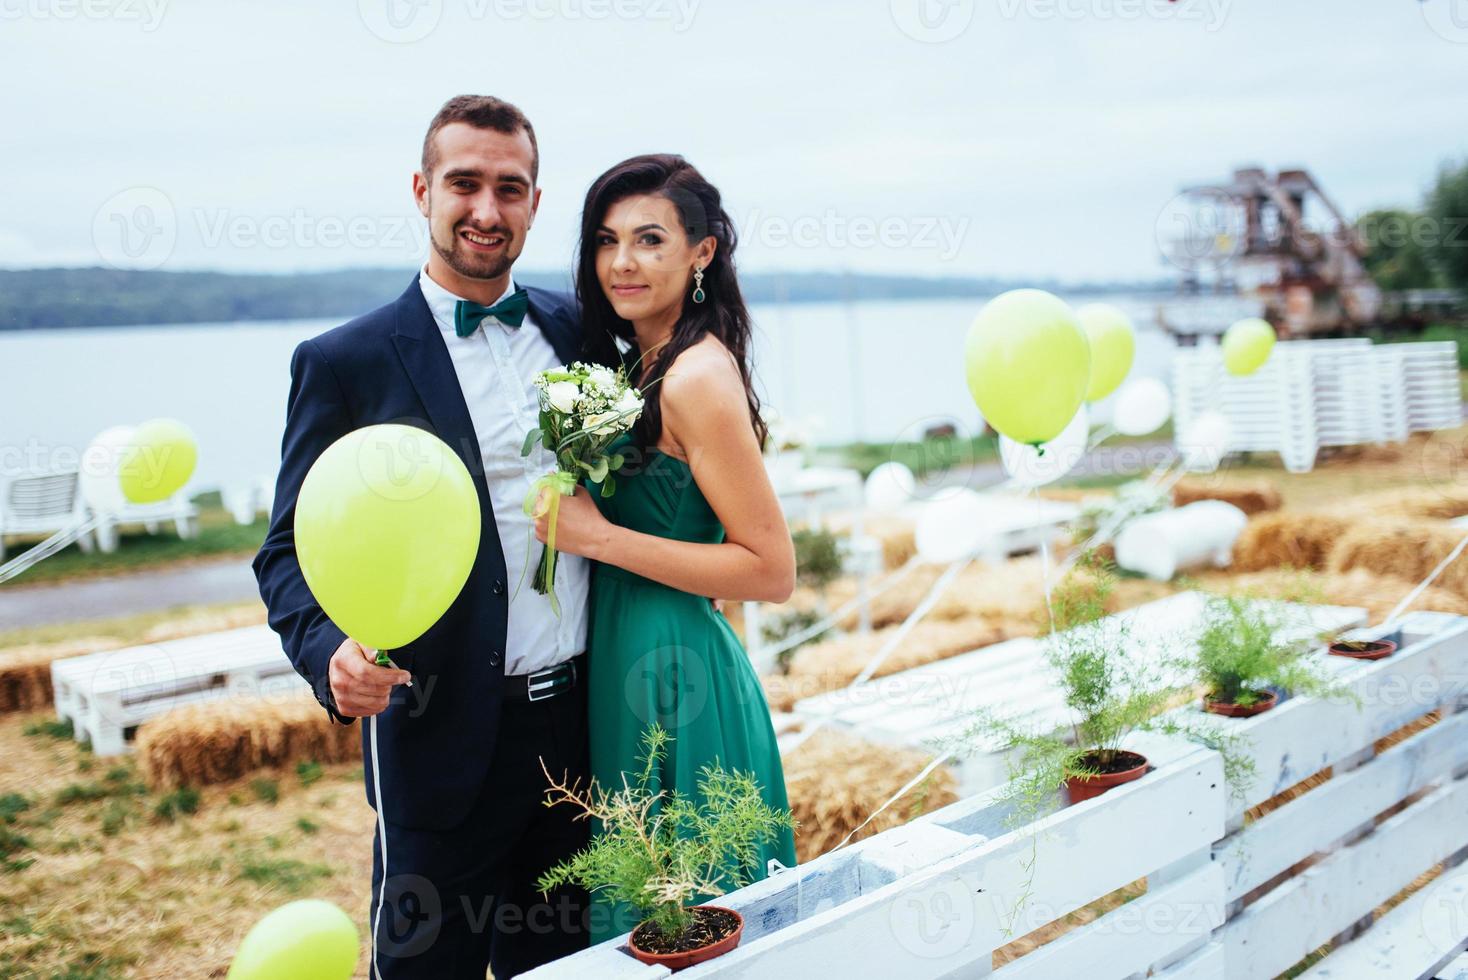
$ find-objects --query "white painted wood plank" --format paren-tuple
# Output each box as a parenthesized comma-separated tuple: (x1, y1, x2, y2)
(1155, 941, 1227, 980)
(1219, 711, 1468, 903)
(1298, 865, 1468, 979)
(993, 865, 1224, 980)
(1221, 778, 1468, 979)
(687, 741, 1223, 979)
(519, 943, 670, 979)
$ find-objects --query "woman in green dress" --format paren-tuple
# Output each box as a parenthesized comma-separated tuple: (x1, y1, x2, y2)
(532, 153, 798, 942)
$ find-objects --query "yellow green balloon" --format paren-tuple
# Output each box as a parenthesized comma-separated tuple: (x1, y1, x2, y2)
(964, 289, 1090, 447)
(118, 418, 198, 504)
(1222, 317, 1276, 376)
(227, 899, 358, 980)
(295, 424, 480, 651)
(1076, 303, 1136, 403)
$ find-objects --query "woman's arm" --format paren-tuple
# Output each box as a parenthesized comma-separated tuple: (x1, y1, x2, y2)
(534, 345, 796, 603)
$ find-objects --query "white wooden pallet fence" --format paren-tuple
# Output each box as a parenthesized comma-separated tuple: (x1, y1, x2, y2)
(1171, 339, 1462, 473)
(527, 610, 1468, 979)
(788, 591, 1366, 795)
(50, 624, 304, 755)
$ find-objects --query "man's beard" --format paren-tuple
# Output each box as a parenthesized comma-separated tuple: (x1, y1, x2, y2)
(432, 222, 516, 281)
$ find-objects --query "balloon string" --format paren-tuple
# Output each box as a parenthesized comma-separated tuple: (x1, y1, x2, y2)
(0, 514, 106, 585)
(1383, 528, 1468, 629)
(830, 748, 956, 852)
(370, 713, 388, 980)
(1037, 491, 1057, 633)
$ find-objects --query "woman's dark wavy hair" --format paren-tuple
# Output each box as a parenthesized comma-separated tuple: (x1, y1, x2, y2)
(578, 153, 766, 453)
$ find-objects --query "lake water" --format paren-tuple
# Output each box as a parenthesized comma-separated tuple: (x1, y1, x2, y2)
(0, 292, 1211, 493)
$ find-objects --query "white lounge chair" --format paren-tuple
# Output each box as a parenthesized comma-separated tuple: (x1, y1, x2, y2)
(91, 495, 200, 554)
(0, 466, 94, 563)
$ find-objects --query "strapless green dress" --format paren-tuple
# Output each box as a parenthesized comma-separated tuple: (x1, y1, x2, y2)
(584, 434, 796, 943)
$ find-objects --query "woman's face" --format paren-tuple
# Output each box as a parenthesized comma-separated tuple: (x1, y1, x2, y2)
(595, 193, 714, 326)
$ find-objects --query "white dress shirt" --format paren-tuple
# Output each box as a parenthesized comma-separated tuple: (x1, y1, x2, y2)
(418, 267, 589, 675)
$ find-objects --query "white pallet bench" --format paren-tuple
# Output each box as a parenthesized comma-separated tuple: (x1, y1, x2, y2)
(527, 610, 1468, 979)
(1296, 864, 1468, 979)
(791, 590, 1366, 794)
(49, 624, 303, 755)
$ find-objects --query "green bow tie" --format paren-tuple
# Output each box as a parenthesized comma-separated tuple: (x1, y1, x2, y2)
(454, 288, 529, 337)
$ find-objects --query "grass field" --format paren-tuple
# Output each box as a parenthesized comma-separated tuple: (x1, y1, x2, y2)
(0, 708, 374, 979)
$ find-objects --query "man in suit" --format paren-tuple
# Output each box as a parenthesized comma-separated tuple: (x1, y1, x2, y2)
(253, 95, 592, 978)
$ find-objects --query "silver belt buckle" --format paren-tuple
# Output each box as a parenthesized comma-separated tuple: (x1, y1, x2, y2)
(527, 660, 574, 702)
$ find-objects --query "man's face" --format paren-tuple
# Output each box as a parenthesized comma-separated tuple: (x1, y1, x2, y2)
(414, 122, 540, 283)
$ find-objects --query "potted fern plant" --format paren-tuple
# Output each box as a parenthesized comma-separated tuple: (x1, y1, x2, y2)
(1181, 593, 1346, 716)
(963, 552, 1174, 805)
(536, 725, 795, 971)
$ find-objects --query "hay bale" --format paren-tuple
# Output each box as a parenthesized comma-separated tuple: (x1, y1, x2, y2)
(1173, 477, 1282, 515)
(136, 692, 359, 790)
(825, 557, 1056, 632)
(782, 730, 958, 861)
(0, 648, 59, 712)
(1231, 512, 1356, 572)
(1324, 518, 1468, 597)
(1334, 485, 1468, 522)
(763, 618, 1010, 712)
(1196, 567, 1468, 623)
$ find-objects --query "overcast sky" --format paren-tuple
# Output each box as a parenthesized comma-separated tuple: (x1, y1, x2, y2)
(2, 0, 1465, 281)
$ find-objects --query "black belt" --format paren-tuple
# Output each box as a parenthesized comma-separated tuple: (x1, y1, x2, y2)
(503, 654, 583, 702)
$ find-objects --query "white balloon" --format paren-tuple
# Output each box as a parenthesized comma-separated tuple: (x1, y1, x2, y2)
(999, 404, 1089, 489)
(1180, 411, 1232, 473)
(1113, 378, 1172, 436)
(864, 462, 916, 513)
(914, 489, 990, 564)
(80, 425, 136, 514)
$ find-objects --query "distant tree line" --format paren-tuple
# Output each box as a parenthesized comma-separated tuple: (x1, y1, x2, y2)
(1359, 157, 1468, 293)
(0, 267, 1171, 331)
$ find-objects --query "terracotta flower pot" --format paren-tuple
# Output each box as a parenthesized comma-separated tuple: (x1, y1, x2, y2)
(1328, 638, 1397, 661)
(1203, 689, 1278, 717)
(1064, 750, 1149, 804)
(629, 905, 744, 971)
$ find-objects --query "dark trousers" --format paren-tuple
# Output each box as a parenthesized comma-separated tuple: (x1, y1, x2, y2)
(368, 679, 591, 979)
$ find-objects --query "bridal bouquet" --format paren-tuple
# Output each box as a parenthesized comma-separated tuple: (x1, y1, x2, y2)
(522, 361, 644, 613)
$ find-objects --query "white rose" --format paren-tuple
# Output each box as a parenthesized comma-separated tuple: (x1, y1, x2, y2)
(582, 411, 619, 432)
(588, 366, 616, 390)
(544, 381, 581, 415)
(615, 390, 643, 417)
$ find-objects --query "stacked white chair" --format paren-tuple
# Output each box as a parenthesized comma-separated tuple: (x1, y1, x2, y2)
(1172, 338, 1461, 473)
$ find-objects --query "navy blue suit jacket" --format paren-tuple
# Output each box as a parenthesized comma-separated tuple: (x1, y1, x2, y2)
(252, 277, 584, 831)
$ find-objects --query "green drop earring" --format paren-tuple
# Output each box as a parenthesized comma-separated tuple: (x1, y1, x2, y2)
(691, 265, 706, 304)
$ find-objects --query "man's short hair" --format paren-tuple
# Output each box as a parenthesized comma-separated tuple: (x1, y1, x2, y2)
(421, 95, 539, 183)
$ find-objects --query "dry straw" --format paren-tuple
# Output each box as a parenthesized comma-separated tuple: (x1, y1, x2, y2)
(1231, 512, 1358, 572)
(782, 729, 957, 862)
(1172, 477, 1283, 515)
(136, 691, 359, 790)
(763, 618, 1011, 712)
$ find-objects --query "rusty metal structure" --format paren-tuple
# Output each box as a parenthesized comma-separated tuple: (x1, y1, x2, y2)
(1160, 166, 1382, 339)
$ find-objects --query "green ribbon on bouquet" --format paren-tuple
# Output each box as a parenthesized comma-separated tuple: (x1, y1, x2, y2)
(522, 469, 581, 616)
